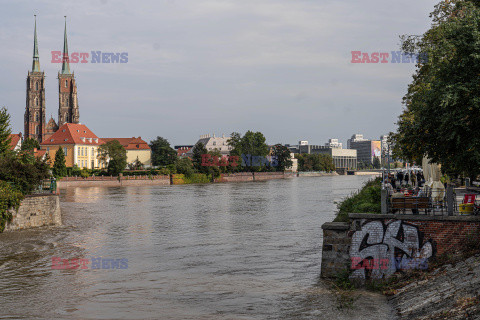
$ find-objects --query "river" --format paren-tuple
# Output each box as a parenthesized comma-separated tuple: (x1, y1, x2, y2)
(0, 175, 393, 320)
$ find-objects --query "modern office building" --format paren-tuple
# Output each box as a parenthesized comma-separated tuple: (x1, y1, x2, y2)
(349, 139, 381, 165)
(325, 138, 342, 149)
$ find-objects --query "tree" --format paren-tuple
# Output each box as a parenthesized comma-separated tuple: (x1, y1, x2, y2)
(0, 107, 12, 156)
(21, 138, 40, 152)
(391, 0, 480, 179)
(272, 144, 292, 171)
(98, 140, 127, 176)
(373, 156, 381, 169)
(52, 148, 67, 177)
(128, 157, 144, 170)
(175, 157, 194, 177)
(192, 141, 208, 172)
(149, 136, 177, 166)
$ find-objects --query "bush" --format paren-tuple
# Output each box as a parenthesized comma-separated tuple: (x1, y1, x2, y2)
(0, 180, 25, 232)
(334, 177, 382, 222)
(0, 152, 50, 194)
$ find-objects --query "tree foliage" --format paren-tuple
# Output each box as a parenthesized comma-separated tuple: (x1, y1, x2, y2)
(296, 153, 335, 172)
(98, 140, 127, 176)
(0, 107, 12, 156)
(391, 0, 480, 178)
(149, 136, 177, 166)
(21, 138, 40, 152)
(271, 144, 293, 171)
(52, 148, 67, 177)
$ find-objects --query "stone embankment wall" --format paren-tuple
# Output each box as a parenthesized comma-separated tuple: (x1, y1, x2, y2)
(59, 171, 333, 188)
(5, 194, 62, 231)
(321, 213, 480, 280)
(298, 171, 338, 177)
(59, 175, 170, 188)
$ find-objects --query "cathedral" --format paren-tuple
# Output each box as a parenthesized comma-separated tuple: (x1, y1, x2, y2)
(24, 17, 80, 143)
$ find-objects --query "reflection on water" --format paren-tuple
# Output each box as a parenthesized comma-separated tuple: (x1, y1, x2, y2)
(0, 176, 383, 319)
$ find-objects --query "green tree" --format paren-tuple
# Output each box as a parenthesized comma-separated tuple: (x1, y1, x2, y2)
(21, 138, 40, 152)
(98, 140, 127, 176)
(149, 137, 177, 166)
(0, 107, 12, 156)
(52, 148, 67, 177)
(391, 0, 480, 179)
(373, 156, 381, 169)
(175, 157, 194, 177)
(272, 144, 292, 171)
(192, 141, 208, 172)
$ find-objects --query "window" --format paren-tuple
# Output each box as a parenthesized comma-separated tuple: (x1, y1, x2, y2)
(35, 125, 40, 134)
(81, 147, 84, 156)
(65, 80, 68, 88)
(35, 82, 39, 91)
(91, 148, 94, 156)
(63, 147, 67, 156)
(35, 112, 39, 122)
(213, 141, 216, 146)
(35, 98, 38, 106)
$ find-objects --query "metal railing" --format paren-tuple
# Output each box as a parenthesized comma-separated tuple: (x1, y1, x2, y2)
(31, 178, 57, 194)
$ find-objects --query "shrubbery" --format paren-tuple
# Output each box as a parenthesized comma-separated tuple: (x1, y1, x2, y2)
(334, 177, 382, 222)
(0, 180, 24, 232)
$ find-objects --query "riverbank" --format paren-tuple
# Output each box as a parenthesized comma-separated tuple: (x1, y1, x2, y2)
(57, 171, 335, 188)
(322, 177, 480, 319)
(387, 253, 480, 319)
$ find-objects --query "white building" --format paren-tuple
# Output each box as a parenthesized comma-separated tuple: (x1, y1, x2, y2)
(187, 134, 232, 156)
(325, 138, 342, 149)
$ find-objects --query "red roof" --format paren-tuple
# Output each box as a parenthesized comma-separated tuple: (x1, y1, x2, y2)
(40, 123, 104, 146)
(34, 149, 46, 159)
(9, 134, 22, 150)
(101, 137, 150, 150)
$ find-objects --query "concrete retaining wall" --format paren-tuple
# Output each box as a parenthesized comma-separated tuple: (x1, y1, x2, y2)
(321, 213, 480, 280)
(5, 194, 62, 231)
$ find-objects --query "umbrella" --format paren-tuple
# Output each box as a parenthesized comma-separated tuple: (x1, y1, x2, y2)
(422, 156, 444, 202)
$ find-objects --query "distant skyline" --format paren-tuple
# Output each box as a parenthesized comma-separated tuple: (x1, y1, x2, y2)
(0, 0, 438, 147)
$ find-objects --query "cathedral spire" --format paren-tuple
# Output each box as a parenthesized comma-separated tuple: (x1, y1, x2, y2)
(61, 16, 70, 74)
(32, 15, 40, 72)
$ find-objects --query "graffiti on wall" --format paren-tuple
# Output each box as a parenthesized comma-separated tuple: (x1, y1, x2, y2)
(349, 220, 434, 279)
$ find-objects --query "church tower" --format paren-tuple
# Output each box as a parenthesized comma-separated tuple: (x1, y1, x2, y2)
(58, 17, 79, 127)
(25, 16, 46, 143)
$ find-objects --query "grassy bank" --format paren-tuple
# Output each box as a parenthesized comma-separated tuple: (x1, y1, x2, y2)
(334, 177, 382, 222)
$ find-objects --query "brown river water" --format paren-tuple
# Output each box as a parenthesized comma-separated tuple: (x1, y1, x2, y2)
(0, 176, 394, 320)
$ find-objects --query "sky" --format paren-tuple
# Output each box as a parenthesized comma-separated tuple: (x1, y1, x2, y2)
(0, 0, 439, 147)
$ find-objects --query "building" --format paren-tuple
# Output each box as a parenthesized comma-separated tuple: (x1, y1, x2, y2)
(286, 153, 298, 172)
(380, 134, 393, 164)
(325, 138, 342, 149)
(349, 139, 381, 165)
(312, 147, 357, 169)
(174, 145, 193, 158)
(9, 134, 22, 151)
(40, 123, 104, 169)
(45, 117, 59, 141)
(186, 134, 231, 156)
(57, 19, 79, 127)
(24, 17, 46, 143)
(102, 137, 152, 168)
(24, 17, 79, 144)
(347, 134, 367, 149)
